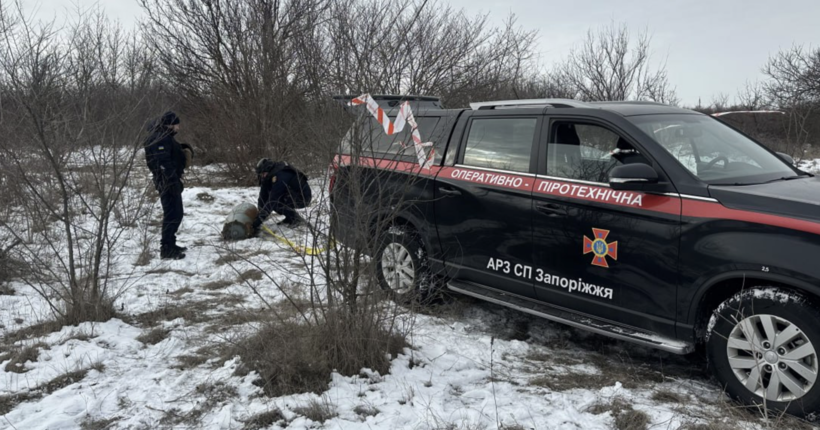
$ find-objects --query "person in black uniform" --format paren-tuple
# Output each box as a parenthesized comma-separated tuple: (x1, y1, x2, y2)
(144, 111, 193, 260)
(252, 158, 312, 234)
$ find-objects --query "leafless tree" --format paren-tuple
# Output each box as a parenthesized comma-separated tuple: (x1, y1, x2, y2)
(0, 1, 157, 324)
(764, 46, 820, 104)
(139, 0, 337, 181)
(763, 46, 820, 160)
(138, 0, 542, 182)
(736, 81, 768, 111)
(556, 22, 678, 104)
(320, 1, 538, 108)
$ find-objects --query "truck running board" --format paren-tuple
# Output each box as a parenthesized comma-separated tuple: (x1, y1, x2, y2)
(447, 280, 694, 355)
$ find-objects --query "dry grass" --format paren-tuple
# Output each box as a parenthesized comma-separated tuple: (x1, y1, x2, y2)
(353, 404, 379, 418)
(159, 382, 239, 427)
(80, 416, 121, 430)
(226, 310, 406, 397)
(202, 279, 235, 290)
(0, 391, 38, 415)
(204, 307, 269, 334)
(238, 269, 264, 282)
(145, 268, 192, 276)
(196, 192, 215, 203)
(0, 283, 14, 295)
(173, 354, 210, 370)
(215, 250, 268, 266)
(135, 236, 152, 267)
(43, 369, 90, 393)
(136, 328, 170, 345)
(432, 422, 489, 430)
(2, 343, 47, 373)
(651, 389, 685, 404)
(672, 395, 818, 430)
(242, 409, 285, 430)
(587, 397, 649, 430)
(132, 302, 212, 327)
(1, 366, 94, 415)
(167, 286, 195, 297)
(2, 320, 64, 344)
(293, 397, 338, 423)
(60, 330, 94, 344)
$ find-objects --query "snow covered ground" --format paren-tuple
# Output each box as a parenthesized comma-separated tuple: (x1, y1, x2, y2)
(798, 158, 820, 174)
(0, 165, 815, 430)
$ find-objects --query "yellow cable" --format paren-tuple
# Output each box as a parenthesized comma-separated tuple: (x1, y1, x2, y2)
(261, 224, 333, 255)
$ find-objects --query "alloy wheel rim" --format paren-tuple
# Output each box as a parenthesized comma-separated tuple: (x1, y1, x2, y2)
(381, 243, 415, 294)
(727, 314, 818, 402)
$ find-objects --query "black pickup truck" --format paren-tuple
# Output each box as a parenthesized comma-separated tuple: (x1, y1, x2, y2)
(330, 94, 820, 416)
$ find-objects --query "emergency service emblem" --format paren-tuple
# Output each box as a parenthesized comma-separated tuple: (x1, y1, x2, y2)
(583, 228, 618, 268)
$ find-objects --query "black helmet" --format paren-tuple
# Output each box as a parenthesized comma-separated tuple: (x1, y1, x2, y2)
(256, 158, 275, 175)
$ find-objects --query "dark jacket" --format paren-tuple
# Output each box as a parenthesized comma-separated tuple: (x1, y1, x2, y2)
(257, 161, 312, 208)
(144, 128, 187, 192)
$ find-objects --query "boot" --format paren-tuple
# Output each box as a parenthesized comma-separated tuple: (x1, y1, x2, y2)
(174, 244, 188, 252)
(161, 246, 186, 260)
(287, 214, 306, 228)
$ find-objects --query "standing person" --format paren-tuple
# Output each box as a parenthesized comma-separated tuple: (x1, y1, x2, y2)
(144, 111, 192, 260)
(252, 158, 312, 234)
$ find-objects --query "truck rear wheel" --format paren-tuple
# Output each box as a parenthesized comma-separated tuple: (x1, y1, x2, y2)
(707, 288, 820, 417)
(375, 226, 430, 302)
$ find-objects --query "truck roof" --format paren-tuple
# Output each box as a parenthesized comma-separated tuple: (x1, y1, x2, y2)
(341, 95, 700, 117)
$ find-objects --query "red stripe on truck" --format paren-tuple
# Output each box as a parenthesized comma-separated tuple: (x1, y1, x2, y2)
(682, 200, 820, 236)
(334, 155, 820, 235)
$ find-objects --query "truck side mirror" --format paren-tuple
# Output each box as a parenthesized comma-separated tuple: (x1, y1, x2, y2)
(609, 164, 659, 191)
(776, 152, 795, 165)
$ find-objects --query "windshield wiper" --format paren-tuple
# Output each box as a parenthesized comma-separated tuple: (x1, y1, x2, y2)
(761, 174, 811, 184)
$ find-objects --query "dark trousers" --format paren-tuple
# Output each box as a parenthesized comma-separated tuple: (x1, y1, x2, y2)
(159, 187, 184, 248)
(253, 179, 311, 229)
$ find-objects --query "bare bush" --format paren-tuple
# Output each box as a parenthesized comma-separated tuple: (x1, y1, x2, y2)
(139, 0, 542, 180)
(0, 1, 158, 324)
(556, 22, 677, 104)
(321, 1, 539, 107)
(229, 309, 406, 396)
(763, 46, 820, 159)
(699, 47, 820, 160)
(139, 0, 337, 181)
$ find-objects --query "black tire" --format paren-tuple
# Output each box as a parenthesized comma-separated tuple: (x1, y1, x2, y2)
(707, 288, 820, 418)
(374, 226, 431, 302)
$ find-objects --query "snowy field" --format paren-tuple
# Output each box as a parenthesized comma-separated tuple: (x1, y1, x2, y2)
(798, 159, 820, 174)
(0, 164, 816, 430)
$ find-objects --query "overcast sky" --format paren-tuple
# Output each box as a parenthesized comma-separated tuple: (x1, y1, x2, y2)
(27, 0, 820, 106)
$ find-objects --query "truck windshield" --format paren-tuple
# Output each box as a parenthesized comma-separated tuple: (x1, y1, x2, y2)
(629, 114, 802, 185)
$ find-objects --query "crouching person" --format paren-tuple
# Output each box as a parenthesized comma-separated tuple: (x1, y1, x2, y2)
(252, 159, 312, 234)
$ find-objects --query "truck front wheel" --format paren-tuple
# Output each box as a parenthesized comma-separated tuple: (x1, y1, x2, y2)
(375, 226, 430, 302)
(707, 288, 820, 417)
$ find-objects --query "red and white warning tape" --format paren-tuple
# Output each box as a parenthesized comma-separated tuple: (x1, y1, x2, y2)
(349, 94, 435, 169)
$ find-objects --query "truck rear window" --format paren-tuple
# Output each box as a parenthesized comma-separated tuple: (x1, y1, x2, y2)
(341, 116, 441, 159)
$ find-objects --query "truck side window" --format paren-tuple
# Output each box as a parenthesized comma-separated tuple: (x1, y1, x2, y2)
(548, 122, 648, 183)
(462, 118, 537, 173)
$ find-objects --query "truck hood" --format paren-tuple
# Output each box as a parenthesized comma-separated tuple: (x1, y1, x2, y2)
(709, 176, 820, 221)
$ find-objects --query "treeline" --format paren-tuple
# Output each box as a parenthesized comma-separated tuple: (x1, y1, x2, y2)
(1, 0, 818, 181)
(694, 46, 820, 160)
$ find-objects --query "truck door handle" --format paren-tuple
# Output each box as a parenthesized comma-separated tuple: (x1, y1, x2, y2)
(535, 203, 565, 217)
(439, 187, 462, 196)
